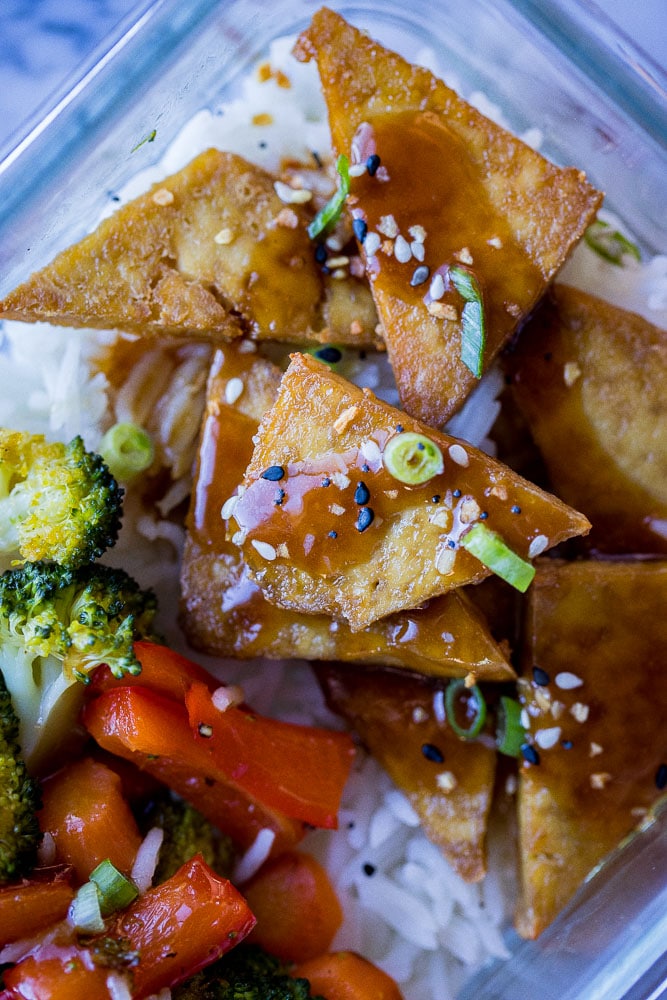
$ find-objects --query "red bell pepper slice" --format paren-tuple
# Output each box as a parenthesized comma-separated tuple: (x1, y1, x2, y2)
(1, 855, 256, 1000)
(82, 685, 304, 854)
(90, 640, 217, 701)
(0, 868, 74, 948)
(185, 680, 355, 829)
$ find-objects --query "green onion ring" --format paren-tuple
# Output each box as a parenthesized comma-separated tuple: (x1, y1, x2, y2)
(445, 679, 487, 739)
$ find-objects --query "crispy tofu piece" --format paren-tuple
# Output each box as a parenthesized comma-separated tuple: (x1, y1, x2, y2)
(294, 8, 603, 426)
(508, 284, 667, 554)
(0, 148, 378, 347)
(181, 343, 514, 681)
(229, 352, 589, 630)
(314, 662, 497, 882)
(515, 559, 667, 938)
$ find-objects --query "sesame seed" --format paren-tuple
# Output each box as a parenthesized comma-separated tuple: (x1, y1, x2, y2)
(590, 742, 604, 757)
(326, 233, 345, 251)
(378, 214, 398, 238)
(360, 439, 382, 464)
(198, 723, 214, 738)
(261, 465, 285, 482)
(590, 772, 612, 789)
(520, 707, 531, 730)
(409, 224, 426, 243)
(532, 666, 550, 686)
(453, 489, 461, 498)
(449, 443, 469, 467)
(314, 244, 328, 264)
(356, 506, 374, 532)
(429, 273, 446, 300)
(221, 495, 238, 520)
(353, 218, 368, 242)
(354, 481, 371, 505)
(366, 154, 381, 176)
(435, 546, 456, 575)
(563, 361, 582, 387)
(521, 744, 540, 765)
(274, 180, 312, 204)
(330, 504, 345, 516)
(528, 534, 549, 558)
(328, 530, 338, 539)
(395, 424, 404, 433)
(251, 539, 277, 561)
(327, 255, 350, 268)
(656, 763, 667, 790)
(421, 743, 445, 763)
(363, 862, 376, 876)
(212, 684, 244, 711)
(225, 377, 244, 405)
(275, 207, 299, 228)
(511, 504, 521, 514)
(505, 774, 518, 795)
(410, 242, 426, 261)
(321, 477, 331, 487)
(394, 235, 412, 263)
(152, 188, 174, 206)
(410, 265, 430, 287)
(436, 771, 458, 792)
(535, 726, 562, 749)
(555, 671, 584, 690)
(274, 488, 286, 506)
(412, 706, 429, 723)
(455, 246, 474, 265)
(349, 163, 367, 177)
(364, 232, 381, 257)
(570, 702, 590, 723)
(214, 227, 235, 245)
(487, 236, 503, 248)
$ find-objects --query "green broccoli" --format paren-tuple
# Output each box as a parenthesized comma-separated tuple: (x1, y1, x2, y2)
(144, 794, 236, 885)
(0, 669, 42, 882)
(172, 944, 322, 1000)
(0, 560, 157, 772)
(0, 429, 124, 570)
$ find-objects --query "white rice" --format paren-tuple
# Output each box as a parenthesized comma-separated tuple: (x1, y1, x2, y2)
(1, 30, 666, 1000)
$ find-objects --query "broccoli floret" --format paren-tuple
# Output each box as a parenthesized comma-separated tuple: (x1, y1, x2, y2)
(0, 561, 157, 771)
(0, 429, 124, 570)
(173, 944, 321, 1000)
(144, 794, 236, 885)
(0, 669, 42, 882)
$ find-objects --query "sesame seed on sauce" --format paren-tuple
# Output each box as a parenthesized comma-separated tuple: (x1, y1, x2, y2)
(328, 530, 338, 539)
(656, 763, 667, 790)
(479, 511, 489, 520)
(410, 265, 430, 287)
(431, 495, 441, 503)
(321, 477, 331, 487)
(353, 218, 368, 242)
(561, 739, 573, 749)
(354, 481, 371, 505)
(521, 744, 541, 765)
(314, 243, 328, 264)
(356, 506, 374, 532)
(261, 465, 285, 482)
(453, 489, 462, 498)
(421, 742, 445, 763)
(447, 539, 457, 549)
(532, 666, 550, 686)
(511, 504, 522, 514)
(362, 463, 371, 473)
(395, 424, 404, 433)
(366, 154, 381, 176)
(274, 488, 286, 506)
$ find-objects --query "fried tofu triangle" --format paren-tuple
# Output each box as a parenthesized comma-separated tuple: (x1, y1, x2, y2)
(315, 662, 496, 883)
(228, 352, 590, 631)
(508, 284, 667, 554)
(516, 560, 667, 938)
(181, 342, 514, 682)
(294, 8, 603, 426)
(0, 148, 377, 346)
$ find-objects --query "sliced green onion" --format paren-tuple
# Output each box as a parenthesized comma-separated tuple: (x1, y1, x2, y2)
(461, 522, 536, 592)
(450, 265, 486, 378)
(584, 220, 641, 266)
(307, 154, 350, 239)
(99, 422, 155, 482)
(496, 695, 526, 757)
(445, 679, 487, 739)
(383, 431, 444, 485)
(89, 859, 139, 917)
(69, 880, 105, 933)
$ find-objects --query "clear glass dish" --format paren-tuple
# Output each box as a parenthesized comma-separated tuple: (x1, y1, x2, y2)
(0, 1, 665, 998)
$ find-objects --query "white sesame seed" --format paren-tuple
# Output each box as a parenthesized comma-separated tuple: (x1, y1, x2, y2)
(251, 539, 277, 561)
(221, 495, 238, 520)
(325, 233, 345, 251)
(528, 534, 549, 558)
(535, 726, 561, 749)
(505, 774, 518, 795)
(231, 529, 246, 546)
(563, 361, 582, 387)
(152, 188, 174, 206)
(590, 772, 612, 789)
(327, 255, 350, 268)
(214, 227, 234, 245)
(360, 439, 382, 465)
(329, 503, 346, 516)
(273, 180, 312, 204)
(408, 224, 426, 243)
(331, 268, 347, 280)
(198, 723, 214, 738)
(487, 236, 503, 249)
(349, 163, 367, 177)
(394, 234, 412, 263)
(364, 232, 381, 257)
(410, 241, 426, 261)
(238, 339, 257, 353)
(555, 671, 584, 690)
(375, 165, 390, 182)
(589, 742, 604, 757)
(448, 443, 469, 467)
(456, 246, 474, 265)
(212, 684, 245, 712)
(429, 274, 446, 300)
(570, 702, 590, 723)
(378, 214, 398, 238)
(520, 708, 531, 730)
(225, 377, 244, 405)
(436, 771, 457, 793)
(412, 706, 429, 724)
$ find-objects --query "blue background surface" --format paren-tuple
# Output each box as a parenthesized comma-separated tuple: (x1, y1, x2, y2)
(1, 0, 665, 155)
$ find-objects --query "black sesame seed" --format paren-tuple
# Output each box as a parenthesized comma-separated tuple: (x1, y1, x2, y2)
(315, 345, 342, 364)
(656, 763, 667, 790)
(561, 739, 573, 750)
(366, 153, 381, 176)
(354, 481, 371, 505)
(363, 862, 376, 876)
(261, 465, 285, 482)
(431, 495, 441, 503)
(258, 141, 267, 149)
(321, 477, 331, 487)
(396, 424, 404, 433)
(410, 265, 430, 287)
(480, 511, 489, 520)
(362, 463, 370, 473)
(421, 742, 445, 763)
(353, 217, 368, 242)
(511, 504, 522, 514)
(328, 530, 338, 539)
(314, 243, 328, 264)
(109, 193, 120, 202)
(274, 488, 286, 506)
(356, 506, 374, 532)
(521, 743, 541, 765)
(447, 539, 456, 549)
(532, 665, 550, 686)
(453, 489, 462, 498)
(311, 149, 323, 168)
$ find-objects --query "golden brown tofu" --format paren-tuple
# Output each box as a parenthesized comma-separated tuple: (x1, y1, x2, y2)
(515, 559, 667, 938)
(315, 662, 497, 882)
(0, 148, 379, 346)
(181, 343, 515, 681)
(229, 352, 590, 630)
(294, 8, 603, 426)
(508, 284, 667, 554)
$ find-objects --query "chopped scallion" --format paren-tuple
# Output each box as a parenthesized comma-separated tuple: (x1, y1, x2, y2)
(69, 880, 105, 933)
(89, 859, 139, 917)
(461, 522, 535, 592)
(383, 431, 444, 485)
(99, 422, 154, 482)
(584, 220, 641, 266)
(445, 679, 487, 739)
(450, 265, 486, 378)
(307, 154, 350, 239)
(496, 695, 526, 757)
